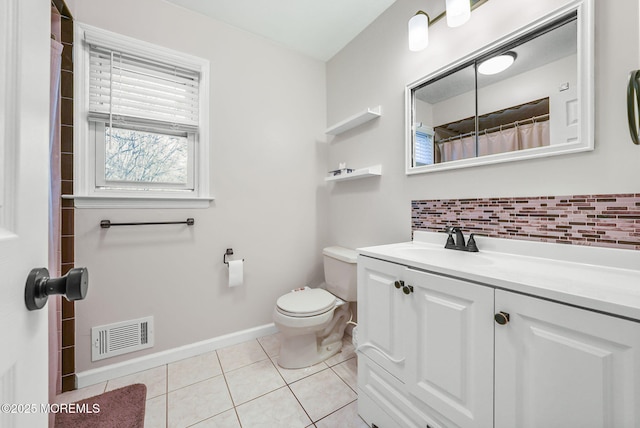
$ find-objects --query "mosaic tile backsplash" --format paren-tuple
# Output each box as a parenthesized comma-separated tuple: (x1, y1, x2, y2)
(412, 193, 640, 250)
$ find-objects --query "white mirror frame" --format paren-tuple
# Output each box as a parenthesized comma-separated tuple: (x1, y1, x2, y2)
(405, 0, 594, 175)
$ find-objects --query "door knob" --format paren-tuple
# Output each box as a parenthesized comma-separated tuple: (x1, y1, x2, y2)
(394, 280, 404, 289)
(494, 311, 510, 325)
(25, 267, 89, 311)
(402, 285, 414, 295)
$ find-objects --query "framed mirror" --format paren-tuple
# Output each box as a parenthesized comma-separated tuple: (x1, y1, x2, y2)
(405, 0, 593, 174)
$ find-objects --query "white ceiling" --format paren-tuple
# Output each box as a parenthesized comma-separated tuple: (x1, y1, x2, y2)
(163, 0, 397, 61)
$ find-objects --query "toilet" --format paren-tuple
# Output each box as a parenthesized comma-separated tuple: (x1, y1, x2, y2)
(273, 246, 357, 369)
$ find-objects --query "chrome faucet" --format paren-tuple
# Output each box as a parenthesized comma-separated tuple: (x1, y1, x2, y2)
(445, 227, 479, 252)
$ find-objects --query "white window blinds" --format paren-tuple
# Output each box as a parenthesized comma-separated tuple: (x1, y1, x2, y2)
(415, 131, 434, 166)
(88, 44, 200, 131)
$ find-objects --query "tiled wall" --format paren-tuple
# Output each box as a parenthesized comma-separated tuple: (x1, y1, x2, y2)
(412, 193, 640, 250)
(57, 1, 76, 392)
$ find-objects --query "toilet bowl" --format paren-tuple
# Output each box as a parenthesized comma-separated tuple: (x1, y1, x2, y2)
(273, 246, 358, 369)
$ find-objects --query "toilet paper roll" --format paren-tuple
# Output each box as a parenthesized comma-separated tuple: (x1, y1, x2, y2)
(227, 259, 244, 288)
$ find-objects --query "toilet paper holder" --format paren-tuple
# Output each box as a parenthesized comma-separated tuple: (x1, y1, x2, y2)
(223, 248, 244, 265)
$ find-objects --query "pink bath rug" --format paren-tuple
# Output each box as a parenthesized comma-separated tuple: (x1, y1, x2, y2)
(54, 383, 146, 428)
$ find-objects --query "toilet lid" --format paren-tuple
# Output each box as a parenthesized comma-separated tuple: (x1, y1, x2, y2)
(276, 288, 336, 317)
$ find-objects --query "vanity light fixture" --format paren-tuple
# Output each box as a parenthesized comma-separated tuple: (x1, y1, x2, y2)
(408, 11, 429, 52)
(446, 0, 471, 27)
(409, 0, 483, 51)
(477, 51, 517, 75)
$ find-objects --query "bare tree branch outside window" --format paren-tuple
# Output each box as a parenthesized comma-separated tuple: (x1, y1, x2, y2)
(105, 127, 188, 185)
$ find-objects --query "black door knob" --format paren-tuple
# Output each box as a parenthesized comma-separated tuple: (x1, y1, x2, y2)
(25, 267, 89, 311)
(494, 311, 510, 325)
(394, 280, 404, 289)
(402, 285, 414, 295)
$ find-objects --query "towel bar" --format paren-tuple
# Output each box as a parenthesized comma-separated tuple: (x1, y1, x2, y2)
(100, 218, 195, 228)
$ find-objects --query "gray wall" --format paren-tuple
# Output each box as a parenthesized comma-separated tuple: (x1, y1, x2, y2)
(70, 0, 328, 372)
(70, 0, 640, 372)
(326, 0, 640, 249)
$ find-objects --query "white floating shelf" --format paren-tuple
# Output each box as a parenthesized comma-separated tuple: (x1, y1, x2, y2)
(325, 165, 382, 182)
(325, 106, 382, 136)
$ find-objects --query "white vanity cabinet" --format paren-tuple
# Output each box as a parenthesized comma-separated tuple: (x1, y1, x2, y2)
(357, 253, 640, 428)
(357, 256, 495, 428)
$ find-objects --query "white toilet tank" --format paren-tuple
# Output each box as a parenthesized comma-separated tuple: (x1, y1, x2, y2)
(322, 246, 358, 302)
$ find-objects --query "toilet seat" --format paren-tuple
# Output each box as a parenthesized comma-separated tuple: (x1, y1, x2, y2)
(276, 288, 336, 317)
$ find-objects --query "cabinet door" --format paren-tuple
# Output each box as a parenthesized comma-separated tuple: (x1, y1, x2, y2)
(404, 268, 494, 428)
(495, 290, 640, 428)
(357, 256, 409, 380)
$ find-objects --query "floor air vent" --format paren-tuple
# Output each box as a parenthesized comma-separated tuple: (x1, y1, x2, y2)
(91, 316, 154, 361)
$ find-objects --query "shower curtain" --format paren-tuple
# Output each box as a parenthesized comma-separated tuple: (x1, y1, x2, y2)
(518, 120, 550, 149)
(49, 5, 63, 418)
(439, 120, 550, 162)
(478, 126, 519, 156)
(439, 134, 477, 162)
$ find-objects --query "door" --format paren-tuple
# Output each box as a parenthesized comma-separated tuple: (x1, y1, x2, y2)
(0, 0, 51, 427)
(404, 268, 494, 428)
(357, 256, 409, 381)
(495, 290, 640, 428)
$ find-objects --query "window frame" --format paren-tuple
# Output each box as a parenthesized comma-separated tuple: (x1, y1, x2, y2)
(72, 22, 212, 208)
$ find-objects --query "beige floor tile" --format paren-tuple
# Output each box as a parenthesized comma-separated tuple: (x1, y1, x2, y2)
(289, 368, 357, 422)
(331, 357, 357, 392)
(168, 376, 233, 428)
(257, 332, 281, 357)
(54, 382, 107, 404)
(168, 351, 222, 391)
(218, 340, 268, 372)
(105, 365, 167, 399)
(225, 359, 285, 405)
(62, 337, 362, 427)
(191, 409, 241, 427)
(315, 401, 368, 428)
(144, 394, 166, 428)
(272, 356, 328, 384)
(236, 386, 311, 428)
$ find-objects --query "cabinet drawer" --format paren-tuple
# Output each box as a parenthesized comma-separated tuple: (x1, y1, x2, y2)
(358, 390, 404, 428)
(358, 354, 444, 428)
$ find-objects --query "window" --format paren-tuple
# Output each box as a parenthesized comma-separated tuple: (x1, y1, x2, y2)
(414, 125, 435, 166)
(74, 23, 211, 208)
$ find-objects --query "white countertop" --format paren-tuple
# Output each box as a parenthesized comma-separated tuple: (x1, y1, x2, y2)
(357, 231, 640, 321)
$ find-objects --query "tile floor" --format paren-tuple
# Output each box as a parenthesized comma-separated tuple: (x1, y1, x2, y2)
(55, 333, 368, 428)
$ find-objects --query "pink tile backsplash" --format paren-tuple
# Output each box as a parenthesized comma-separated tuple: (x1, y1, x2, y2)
(412, 194, 640, 250)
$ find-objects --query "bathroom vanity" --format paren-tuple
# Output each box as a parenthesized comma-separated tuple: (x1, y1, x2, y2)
(356, 231, 640, 428)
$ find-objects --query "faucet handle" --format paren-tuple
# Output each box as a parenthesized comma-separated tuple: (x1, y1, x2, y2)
(444, 227, 456, 249)
(466, 234, 479, 252)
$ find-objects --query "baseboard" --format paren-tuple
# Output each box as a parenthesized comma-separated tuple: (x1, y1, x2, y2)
(75, 323, 279, 389)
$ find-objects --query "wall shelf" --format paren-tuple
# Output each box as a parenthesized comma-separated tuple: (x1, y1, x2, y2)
(325, 106, 382, 135)
(325, 165, 382, 182)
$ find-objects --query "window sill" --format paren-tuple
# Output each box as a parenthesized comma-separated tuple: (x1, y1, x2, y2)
(64, 195, 214, 209)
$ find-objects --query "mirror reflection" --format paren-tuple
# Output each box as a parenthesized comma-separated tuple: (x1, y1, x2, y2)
(409, 10, 581, 171)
